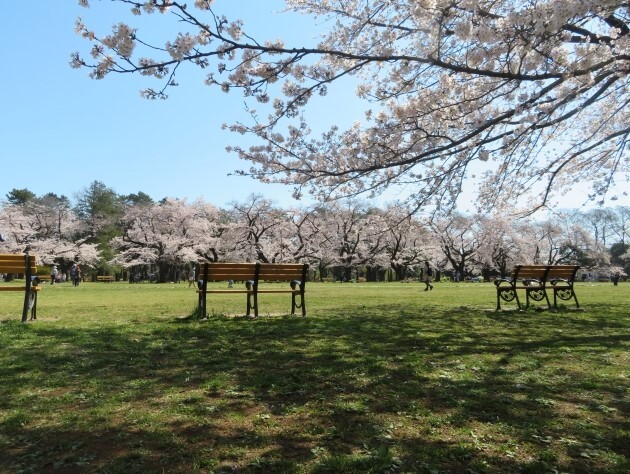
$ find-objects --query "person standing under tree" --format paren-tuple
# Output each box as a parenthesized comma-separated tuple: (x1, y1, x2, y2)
(188, 266, 196, 288)
(74, 264, 82, 286)
(70, 263, 77, 286)
(423, 260, 434, 291)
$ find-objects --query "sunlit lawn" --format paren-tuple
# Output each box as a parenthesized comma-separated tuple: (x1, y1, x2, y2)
(0, 280, 628, 473)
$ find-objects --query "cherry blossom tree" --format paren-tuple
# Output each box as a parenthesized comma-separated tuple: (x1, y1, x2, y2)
(378, 204, 431, 281)
(431, 213, 483, 278)
(224, 194, 297, 263)
(0, 197, 100, 269)
(612, 241, 630, 276)
(112, 198, 220, 281)
(282, 206, 323, 264)
(73, 0, 629, 213)
(313, 201, 386, 281)
(192, 205, 233, 263)
(352, 211, 390, 281)
(474, 215, 530, 278)
(525, 211, 607, 268)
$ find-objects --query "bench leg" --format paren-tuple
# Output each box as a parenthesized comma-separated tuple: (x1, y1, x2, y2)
(246, 292, 258, 317)
(254, 292, 259, 318)
(553, 287, 579, 309)
(291, 291, 306, 316)
(525, 288, 549, 310)
(524, 289, 530, 309)
(21, 292, 31, 323)
(198, 292, 206, 319)
(515, 291, 523, 309)
(544, 290, 551, 309)
(19, 290, 38, 322)
(496, 288, 520, 310)
(30, 292, 37, 320)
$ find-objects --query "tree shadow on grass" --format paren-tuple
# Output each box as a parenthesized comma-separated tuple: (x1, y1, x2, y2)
(0, 302, 628, 473)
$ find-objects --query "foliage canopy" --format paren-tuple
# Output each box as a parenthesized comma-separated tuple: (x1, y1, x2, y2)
(73, 0, 630, 214)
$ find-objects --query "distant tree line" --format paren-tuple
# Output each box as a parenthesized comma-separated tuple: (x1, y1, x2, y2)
(1, 181, 628, 283)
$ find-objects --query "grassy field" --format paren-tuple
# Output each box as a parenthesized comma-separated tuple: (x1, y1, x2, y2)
(0, 280, 628, 473)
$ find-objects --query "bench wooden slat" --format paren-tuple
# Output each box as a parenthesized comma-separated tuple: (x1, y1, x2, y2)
(0, 265, 37, 273)
(0, 287, 42, 292)
(547, 267, 579, 277)
(198, 289, 300, 294)
(259, 265, 305, 271)
(203, 263, 257, 270)
(254, 289, 301, 294)
(0, 254, 37, 274)
(259, 270, 305, 277)
(198, 289, 249, 294)
(204, 272, 257, 280)
(0, 255, 36, 262)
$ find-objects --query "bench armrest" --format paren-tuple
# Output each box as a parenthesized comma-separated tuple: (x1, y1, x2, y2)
(549, 278, 571, 286)
(494, 278, 513, 288)
(521, 278, 543, 287)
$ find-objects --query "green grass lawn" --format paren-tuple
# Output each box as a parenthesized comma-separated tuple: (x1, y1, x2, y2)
(0, 280, 628, 473)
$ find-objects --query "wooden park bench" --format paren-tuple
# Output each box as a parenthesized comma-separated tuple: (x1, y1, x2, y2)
(197, 262, 309, 318)
(96, 275, 114, 283)
(0, 253, 41, 322)
(494, 264, 580, 310)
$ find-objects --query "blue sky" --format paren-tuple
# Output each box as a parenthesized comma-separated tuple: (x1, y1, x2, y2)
(0, 1, 341, 207)
(1, 2, 627, 212)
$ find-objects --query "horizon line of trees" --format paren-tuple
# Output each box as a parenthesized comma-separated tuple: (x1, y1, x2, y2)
(1, 182, 629, 283)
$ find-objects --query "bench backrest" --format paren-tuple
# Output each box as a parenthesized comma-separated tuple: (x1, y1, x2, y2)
(257, 263, 308, 282)
(511, 265, 548, 281)
(199, 262, 309, 283)
(199, 262, 308, 281)
(0, 254, 37, 276)
(200, 263, 258, 282)
(511, 264, 579, 282)
(546, 265, 580, 281)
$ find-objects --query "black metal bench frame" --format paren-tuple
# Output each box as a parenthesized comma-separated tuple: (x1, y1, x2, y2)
(495, 264, 580, 310)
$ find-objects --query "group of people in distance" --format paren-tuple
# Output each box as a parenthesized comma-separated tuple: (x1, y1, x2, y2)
(88, 262, 438, 291)
(48, 263, 82, 286)
(186, 262, 437, 291)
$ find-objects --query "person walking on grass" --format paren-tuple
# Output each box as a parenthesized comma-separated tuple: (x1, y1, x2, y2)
(423, 260, 434, 291)
(50, 265, 58, 285)
(188, 267, 196, 288)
